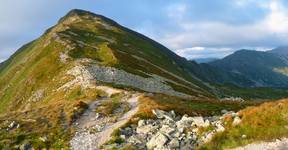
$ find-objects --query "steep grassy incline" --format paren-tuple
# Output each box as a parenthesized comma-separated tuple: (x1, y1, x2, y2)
(0, 9, 215, 114)
(61, 10, 214, 97)
(208, 50, 288, 88)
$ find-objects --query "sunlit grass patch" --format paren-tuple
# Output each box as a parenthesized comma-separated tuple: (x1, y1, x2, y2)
(199, 99, 288, 150)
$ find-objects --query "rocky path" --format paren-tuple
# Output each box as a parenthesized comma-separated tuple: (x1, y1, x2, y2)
(70, 93, 141, 150)
(230, 138, 288, 150)
(92, 94, 140, 148)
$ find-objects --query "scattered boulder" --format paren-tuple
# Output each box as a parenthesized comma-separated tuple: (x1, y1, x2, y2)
(7, 121, 20, 131)
(168, 138, 180, 149)
(138, 120, 146, 127)
(120, 135, 126, 140)
(191, 116, 210, 127)
(39, 136, 48, 142)
(136, 124, 158, 135)
(159, 125, 175, 136)
(203, 119, 210, 127)
(176, 115, 194, 129)
(95, 113, 101, 119)
(127, 135, 144, 144)
(9, 121, 16, 128)
(215, 123, 225, 132)
(169, 110, 176, 119)
(201, 131, 215, 143)
(146, 132, 168, 149)
(152, 109, 166, 119)
(232, 116, 242, 126)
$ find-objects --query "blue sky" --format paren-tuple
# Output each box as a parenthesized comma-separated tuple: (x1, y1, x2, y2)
(1, 0, 288, 62)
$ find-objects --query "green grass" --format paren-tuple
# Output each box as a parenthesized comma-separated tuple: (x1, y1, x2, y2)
(216, 84, 288, 100)
(136, 94, 254, 119)
(66, 85, 84, 100)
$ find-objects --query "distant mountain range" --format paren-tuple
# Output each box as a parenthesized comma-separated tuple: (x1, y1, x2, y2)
(268, 46, 288, 55)
(190, 47, 288, 88)
(193, 58, 219, 63)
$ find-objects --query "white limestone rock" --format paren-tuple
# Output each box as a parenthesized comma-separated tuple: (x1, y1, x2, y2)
(232, 116, 242, 126)
(146, 132, 168, 150)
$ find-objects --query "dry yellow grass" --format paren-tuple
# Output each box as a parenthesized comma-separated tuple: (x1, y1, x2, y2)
(200, 99, 288, 150)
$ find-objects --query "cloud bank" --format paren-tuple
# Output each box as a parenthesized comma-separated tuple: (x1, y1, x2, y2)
(156, 0, 288, 59)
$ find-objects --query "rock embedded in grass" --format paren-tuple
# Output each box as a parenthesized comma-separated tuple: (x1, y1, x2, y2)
(232, 116, 242, 126)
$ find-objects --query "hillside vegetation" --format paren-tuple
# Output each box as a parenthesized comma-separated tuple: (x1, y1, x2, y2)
(200, 98, 288, 150)
(0, 9, 287, 149)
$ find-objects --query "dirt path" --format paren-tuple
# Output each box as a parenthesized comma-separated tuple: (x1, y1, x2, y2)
(70, 94, 141, 150)
(230, 138, 288, 150)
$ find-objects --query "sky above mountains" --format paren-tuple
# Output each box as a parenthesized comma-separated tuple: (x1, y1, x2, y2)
(1, 0, 288, 62)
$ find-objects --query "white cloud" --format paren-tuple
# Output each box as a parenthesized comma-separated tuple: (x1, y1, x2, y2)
(175, 47, 233, 59)
(160, 0, 288, 59)
(263, 0, 288, 33)
(175, 46, 273, 59)
(160, 21, 271, 49)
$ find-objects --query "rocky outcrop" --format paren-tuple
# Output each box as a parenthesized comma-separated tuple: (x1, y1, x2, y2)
(220, 97, 244, 102)
(58, 60, 192, 98)
(58, 65, 95, 91)
(111, 109, 242, 150)
(87, 64, 191, 98)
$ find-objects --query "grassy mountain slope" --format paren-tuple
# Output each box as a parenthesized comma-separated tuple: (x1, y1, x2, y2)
(208, 50, 288, 88)
(0, 9, 221, 148)
(0, 9, 216, 113)
(185, 60, 288, 100)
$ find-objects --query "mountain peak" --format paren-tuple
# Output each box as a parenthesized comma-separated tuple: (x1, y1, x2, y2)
(234, 49, 254, 53)
(67, 9, 94, 16)
(65, 9, 115, 22)
(269, 46, 288, 55)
